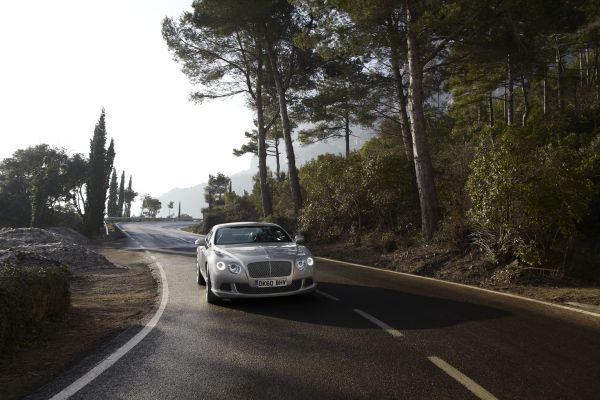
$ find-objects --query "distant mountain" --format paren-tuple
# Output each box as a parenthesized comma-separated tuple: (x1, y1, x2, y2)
(158, 130, 373, 217)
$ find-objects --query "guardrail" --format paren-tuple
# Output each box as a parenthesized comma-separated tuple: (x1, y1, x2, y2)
(105, 217, 199, 223)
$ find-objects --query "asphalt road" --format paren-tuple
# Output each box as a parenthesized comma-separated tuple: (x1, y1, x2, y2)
(34, 222, 600, 400)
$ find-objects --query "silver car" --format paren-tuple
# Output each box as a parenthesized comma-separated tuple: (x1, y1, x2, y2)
(195, 222, 317, 303)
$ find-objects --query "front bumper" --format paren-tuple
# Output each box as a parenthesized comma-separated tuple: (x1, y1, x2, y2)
(211, 278, 317, 299)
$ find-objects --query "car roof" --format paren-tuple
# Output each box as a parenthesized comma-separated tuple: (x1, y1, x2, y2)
(211, 221, 281, 230)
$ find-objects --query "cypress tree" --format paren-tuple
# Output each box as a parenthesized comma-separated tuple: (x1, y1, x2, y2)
(83, 109, 115, 236)
(117, 170, 125, 217)
(123, 175, 137, 217)
(107, 168, 118, 217)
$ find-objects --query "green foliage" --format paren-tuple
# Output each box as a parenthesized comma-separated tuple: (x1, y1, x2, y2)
(201, 185, 259, 233)
(117, 171, 125, 217)
(204, 173, 231, 209)
(0, 265, 70, 352)
(299, 148, 418, 243)
(0, 145, 87, 229)
(467, 132, 593, 266)
(106, 168, 119, 217)
(83, 110, 115, 236)
(123, 175, 137, 218)
(141, 195, 162, 218)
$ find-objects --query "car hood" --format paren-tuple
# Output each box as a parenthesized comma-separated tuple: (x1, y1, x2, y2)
(214, 243, 309, 264)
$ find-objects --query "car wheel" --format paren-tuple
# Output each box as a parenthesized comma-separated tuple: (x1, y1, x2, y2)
(205, 270, 219, 304)
(196, 262, 206, 285)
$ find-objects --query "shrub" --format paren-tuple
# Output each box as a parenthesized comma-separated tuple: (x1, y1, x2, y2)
(467, 133, 593, 266)
(381, 232, 398, 253)
(0, 265, 70, 351)
(299, 148, 419, 243)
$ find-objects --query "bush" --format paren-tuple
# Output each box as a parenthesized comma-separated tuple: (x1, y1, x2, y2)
(0, 265, 70, 351)
(299, 148, 419, 244)
(201, 208, 227, 233)
(467, 133, 593, 266)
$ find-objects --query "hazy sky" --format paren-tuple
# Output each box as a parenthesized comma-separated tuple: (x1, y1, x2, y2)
(0, 0, 254, 198)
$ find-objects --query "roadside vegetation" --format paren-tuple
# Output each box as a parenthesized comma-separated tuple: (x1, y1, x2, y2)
(0, 109, 141, 383)
(0, 264, 70, 353)
(166, 0, 600, 287)
(0, 109, 138, 234)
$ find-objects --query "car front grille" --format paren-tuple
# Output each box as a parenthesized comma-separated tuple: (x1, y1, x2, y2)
(246, 261, 292, 278)
(235, 279, 302, 294)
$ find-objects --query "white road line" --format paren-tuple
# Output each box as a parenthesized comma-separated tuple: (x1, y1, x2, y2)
(353, 309, 403, 337)
(428, 356, 498, 400)
(49, 252, 169, 400)
(317, 257, 600, 318)
(316, 290, 340, 301)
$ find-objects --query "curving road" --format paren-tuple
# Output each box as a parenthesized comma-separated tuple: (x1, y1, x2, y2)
(33, 222, 600, 400)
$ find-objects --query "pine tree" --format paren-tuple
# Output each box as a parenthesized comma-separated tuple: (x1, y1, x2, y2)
(117, 170, 125, 217)
(83, 109, 115, 236)
(107, 168, 118, 217)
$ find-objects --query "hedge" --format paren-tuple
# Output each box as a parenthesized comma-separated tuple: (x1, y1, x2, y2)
(0, 265, 70, 351)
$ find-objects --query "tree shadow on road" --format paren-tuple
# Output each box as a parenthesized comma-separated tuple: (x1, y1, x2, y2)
(217, 281, 511, 331)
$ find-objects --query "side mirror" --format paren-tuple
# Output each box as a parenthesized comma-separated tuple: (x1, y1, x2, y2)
(294, 234, 305, 244)
(195, 237, 207, 247)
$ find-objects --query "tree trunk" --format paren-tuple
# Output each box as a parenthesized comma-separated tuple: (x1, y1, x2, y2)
(521, 75, 529, 126)
(388, 18, 413, 160)
(263, 27, 302, 215)
(574, 85, 579, 118)
(595, 48, 599, 101)
(556, 47, 564, 111)
(488, 92, 494, 128)
(507, 53, 514, 126)
(404, 0, 440, 240)
(274, 138, 281, 180)
(254, 41, 273, 218)
(503, 82, 507, 121)
(344, 109, 350, 158)
(543, 68, 549, 115)
(579, 49, 584, 88)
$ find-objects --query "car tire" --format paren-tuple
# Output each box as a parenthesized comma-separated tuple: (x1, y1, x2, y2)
(206, 270, 219, 304)
(196, 262, 206, 285)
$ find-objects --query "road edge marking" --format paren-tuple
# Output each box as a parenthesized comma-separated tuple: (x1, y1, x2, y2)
(316, 257, 600, 318)
(428, 356, 498, 400)
(49, 252, 169, 400)
(353, 309, 403, 337)
(316, 289, 340, 301)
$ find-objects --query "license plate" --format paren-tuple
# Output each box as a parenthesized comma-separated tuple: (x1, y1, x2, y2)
(256, 279, 287, 288)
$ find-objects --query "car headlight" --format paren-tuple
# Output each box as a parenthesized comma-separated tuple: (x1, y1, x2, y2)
(296, 258, 307, 271)
(228, 263, 241, 274)
(216, 261, 226, 271)
(307, 257, 314, 266)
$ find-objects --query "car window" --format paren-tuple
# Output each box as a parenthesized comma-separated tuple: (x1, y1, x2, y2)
(214, 226, 292, 245)
(205, 230, 213, 246)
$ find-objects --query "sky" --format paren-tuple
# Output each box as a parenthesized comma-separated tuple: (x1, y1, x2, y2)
(0, 0, 254, 199)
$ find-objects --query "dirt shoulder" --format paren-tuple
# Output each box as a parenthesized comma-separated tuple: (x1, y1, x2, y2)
(311, 241, 600, 311)
(0, 247, 158, 400)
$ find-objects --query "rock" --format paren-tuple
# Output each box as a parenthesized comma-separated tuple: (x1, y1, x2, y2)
(0, 228, 115, 272)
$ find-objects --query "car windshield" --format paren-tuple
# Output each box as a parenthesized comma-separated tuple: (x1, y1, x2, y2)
(214, 226, 292, 245)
